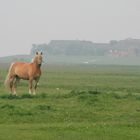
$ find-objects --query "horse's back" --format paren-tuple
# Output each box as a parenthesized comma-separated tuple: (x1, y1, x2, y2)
(11, 62, 31, 71)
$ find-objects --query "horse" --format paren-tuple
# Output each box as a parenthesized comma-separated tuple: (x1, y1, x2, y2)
(4, 52, 43, 95)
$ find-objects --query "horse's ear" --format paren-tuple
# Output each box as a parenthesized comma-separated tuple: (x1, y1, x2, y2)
(40, 52, 43, 55)
(36, 52, 38, 55)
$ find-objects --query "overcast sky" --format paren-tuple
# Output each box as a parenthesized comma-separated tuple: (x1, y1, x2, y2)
(0, 0, 140, 56)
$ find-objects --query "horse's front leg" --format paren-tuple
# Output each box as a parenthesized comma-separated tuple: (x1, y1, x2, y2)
(29, 78, 33, 95)
(33, 78, 40, 95)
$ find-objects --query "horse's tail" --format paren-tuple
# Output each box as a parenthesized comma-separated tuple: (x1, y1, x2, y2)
(4, 63, 13, 89)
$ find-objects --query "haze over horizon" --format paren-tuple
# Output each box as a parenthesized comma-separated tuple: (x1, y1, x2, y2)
(0, 0, 140, 57)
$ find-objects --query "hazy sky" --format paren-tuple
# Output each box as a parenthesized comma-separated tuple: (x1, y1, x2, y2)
(0, 0, 140, 56)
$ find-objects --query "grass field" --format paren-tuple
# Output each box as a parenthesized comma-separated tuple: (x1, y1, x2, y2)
(0, 64, 140, 140)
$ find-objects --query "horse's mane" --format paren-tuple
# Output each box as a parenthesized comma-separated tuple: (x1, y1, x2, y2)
(31, 57, 36, 63)
(31, 56, 38, 63)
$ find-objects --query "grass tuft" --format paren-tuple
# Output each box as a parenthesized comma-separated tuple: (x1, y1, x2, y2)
(0, 104, 15, 109)
(36, 104, 51, 111)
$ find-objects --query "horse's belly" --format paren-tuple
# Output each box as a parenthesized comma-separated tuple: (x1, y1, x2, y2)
(20, 77, 29, 80)
(17, 75, 29, 80)
(16, 72, 29, 80)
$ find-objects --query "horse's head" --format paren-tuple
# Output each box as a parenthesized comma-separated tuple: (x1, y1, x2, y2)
(33, 52, 43, 67)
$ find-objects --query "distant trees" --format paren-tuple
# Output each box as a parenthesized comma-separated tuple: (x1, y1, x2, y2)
(30, 39, 140, 57)
(31, 40, 105, 56)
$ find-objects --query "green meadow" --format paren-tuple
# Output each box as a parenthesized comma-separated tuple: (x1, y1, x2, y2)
(0, 64, 140, 140)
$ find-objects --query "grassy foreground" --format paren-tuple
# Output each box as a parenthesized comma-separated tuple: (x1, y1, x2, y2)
(0, 64, 140, 140)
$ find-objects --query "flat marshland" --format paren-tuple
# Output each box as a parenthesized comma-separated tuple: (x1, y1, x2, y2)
(0, 64, 140, 140)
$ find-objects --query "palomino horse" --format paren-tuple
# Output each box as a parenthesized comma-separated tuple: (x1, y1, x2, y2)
(4, 52, 43, 95)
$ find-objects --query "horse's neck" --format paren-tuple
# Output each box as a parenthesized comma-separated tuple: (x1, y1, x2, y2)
(32, 61, 41, 69)
(32, 57, 41, 69)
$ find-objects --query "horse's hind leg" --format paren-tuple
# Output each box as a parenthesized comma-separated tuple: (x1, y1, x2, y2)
(9, 77, 14, 94)
(13, 77, 19, 96)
